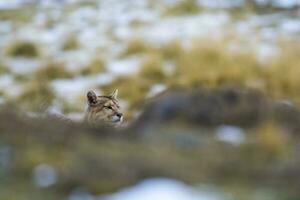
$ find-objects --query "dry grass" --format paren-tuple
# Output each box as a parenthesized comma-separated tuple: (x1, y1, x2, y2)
(172, 39, 300, 101)
(0, 6, 35, 23)
(164, 0, 201, 16)
(6, 40, 40, 58)
(255, 121, 289, 156)
(62, 35, 80, 51)
(18, 81, 55, 112)
(103, 38, 300, 111)
(139, 53, 166, 82)
(80, 58, 106, 75)
(160, 40, 183, 60)
(0, 63, 9, 75)
(172, 41, 263, 88)
(4, 35, 300, 115)
(34, 62, 74, 81)
(121, 39, 183, 59)
(121, 38, 154, 57)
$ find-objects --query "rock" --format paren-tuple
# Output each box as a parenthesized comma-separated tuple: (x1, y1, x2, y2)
(131, 87, 269, 133)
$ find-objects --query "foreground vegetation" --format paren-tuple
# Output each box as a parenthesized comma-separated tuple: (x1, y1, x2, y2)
(1, 87, 300, 199)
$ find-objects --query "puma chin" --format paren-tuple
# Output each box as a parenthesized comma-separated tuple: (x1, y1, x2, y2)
(85, 89, 123, 127)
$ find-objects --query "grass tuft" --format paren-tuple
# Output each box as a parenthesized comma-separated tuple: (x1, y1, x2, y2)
(139, 54, 166, 82)
(0, 63, 9, 75)
(6, 41, 40, 58)
(173, 41, 263, 88)
(34, 62, 74, 81)
(167, 39, 300, 101)
(80, 58, 106, 76)
(0, 7, 35, 23)
(121, 38, 154, 57)
(164, 0, 200, 16)
(62, 35, 80, 51)
(160, 40, 183, 60)
(18, 81, 55, 112)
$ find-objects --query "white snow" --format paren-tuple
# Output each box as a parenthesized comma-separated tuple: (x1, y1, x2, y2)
(198, 0, 244, 8)
(216, 125, 246, 145)
(0, 0, 25, 9)
(273, 0, 300, 8)
(4, 58, 41, 75)
(51, 74, 115, 102)
(146, 84, 167, 98)
(107, 57, 142, 75)
(135, 13, 230, 44)
(69, 189, 96, 200)
(279, 19, 300, 35)
(0, 74, 14, 90)
(32, 164, 58, 188)
(100, 178, 226, 200)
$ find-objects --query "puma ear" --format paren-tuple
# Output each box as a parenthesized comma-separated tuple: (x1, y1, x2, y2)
(87, 90, 97, 105)
(110, 89, 118, 99)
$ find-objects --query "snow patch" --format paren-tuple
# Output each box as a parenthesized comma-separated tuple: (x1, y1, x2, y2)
(216, 125, 246, 145)
(100, 178, 226, 200)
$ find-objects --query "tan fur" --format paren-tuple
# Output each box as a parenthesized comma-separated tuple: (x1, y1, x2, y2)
(85, 90, 123, 126)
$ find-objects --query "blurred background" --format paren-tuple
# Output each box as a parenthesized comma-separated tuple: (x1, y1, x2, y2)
(1, 0, 300, 199)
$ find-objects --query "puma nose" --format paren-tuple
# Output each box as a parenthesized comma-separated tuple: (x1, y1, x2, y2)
(116, 113, 123, 118)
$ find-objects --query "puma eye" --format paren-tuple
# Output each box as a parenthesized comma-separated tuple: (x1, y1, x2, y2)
(106, 106, 113, 110)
